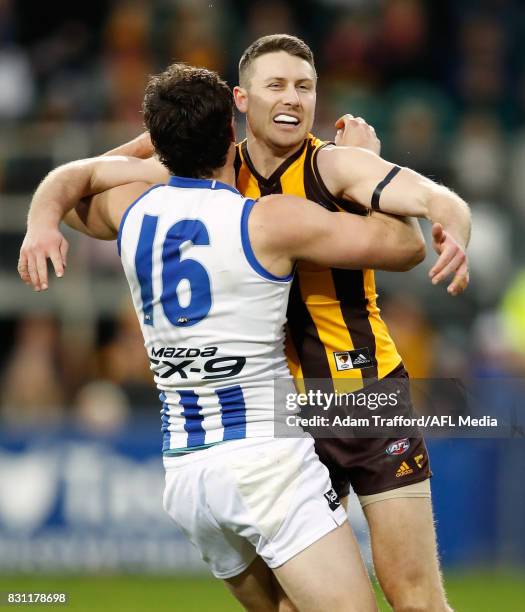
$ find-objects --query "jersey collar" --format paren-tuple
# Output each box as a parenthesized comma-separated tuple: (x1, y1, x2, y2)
(240, 138, 308, 188)
(168, 175, 241, 195)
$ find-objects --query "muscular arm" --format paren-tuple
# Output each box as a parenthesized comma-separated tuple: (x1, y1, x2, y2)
(102, 131, 155, 158)
(250, 195, 426, 276)
(318, 146, 471, 293)
(66, 182, 150, 239)
(18, 159, 153, 290)
(318, 146, 471, 246)
(27, 155, 166, 230)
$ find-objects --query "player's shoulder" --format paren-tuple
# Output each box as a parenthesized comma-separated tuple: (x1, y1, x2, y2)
(316, 142, 376, 178)
(248, 194, 311, 255)
(256, 193, 305, 214)
(253, 194, 322, 238)
(307, 133, 341, 170)
(249, 194, 300, 233)
(115, 181, 159, 205)
(105, 181, 159, 229)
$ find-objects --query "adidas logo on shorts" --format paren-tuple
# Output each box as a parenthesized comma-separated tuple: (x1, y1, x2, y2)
(395, 461, 414, 478)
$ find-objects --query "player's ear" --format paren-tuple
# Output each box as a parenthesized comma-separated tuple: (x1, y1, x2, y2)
(233, 86, 248, 113)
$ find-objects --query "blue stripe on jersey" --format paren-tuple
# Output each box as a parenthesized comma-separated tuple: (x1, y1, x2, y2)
(159, 392, 171, 452)
(217, 385, 247, 441)
(240, 199, 294, 283)
(168, 175, 241, 196)
(135, 214, 158, 326)
(117, 184, 163, 256)
(178, 389, 206, 447)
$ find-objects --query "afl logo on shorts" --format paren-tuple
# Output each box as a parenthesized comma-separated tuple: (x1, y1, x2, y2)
(386, 438, 410, 456)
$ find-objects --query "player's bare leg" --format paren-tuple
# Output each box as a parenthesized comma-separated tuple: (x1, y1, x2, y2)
(224, 556, 283, 612)
(272, 522, 378, 612)
(362, 493, 453, 612)
(275, 580, 298, 612)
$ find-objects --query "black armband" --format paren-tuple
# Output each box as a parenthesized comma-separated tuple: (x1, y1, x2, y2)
(371, 165, 401, 211)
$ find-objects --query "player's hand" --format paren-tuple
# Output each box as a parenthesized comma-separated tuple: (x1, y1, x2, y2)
(428, 223, 469, 296)
(334, 114, 381, 155)
(18, 226, 69, 291)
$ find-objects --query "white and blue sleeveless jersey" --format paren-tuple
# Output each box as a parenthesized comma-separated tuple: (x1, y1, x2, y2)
(118, 175, 293, 454)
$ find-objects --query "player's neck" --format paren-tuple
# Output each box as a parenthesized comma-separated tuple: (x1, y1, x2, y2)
(209, 165, 236, 188)
(207, 141, 236, 189)
(245, 127, 304, 179)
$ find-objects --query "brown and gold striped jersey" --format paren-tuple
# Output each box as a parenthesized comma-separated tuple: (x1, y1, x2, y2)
(235, 134, 402, 392)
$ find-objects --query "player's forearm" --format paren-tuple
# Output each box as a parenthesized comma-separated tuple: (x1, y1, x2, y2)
(376, 214, 426, 271)
(424, 186, 471, 247)
(102, 131, 154, 158)
(27, 161, 98, 230)
(382, 169, 471, 247)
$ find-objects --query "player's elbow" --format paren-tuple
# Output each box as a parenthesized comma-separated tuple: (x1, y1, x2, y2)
(383, 235, 426, 272)
(399, 235, 426, 271)
(398, 235, 427, 272)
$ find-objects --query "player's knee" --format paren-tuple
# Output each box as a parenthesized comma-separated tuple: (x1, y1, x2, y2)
(387, 585, 451, 612)
(380, 570, 447, 612)
(393, 605, 452, 612)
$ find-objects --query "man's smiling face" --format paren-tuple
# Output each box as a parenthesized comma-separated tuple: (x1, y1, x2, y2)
(235, 51, 317, 153)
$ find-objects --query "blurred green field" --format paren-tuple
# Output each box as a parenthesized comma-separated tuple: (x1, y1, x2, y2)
(0, 572, 523, 611)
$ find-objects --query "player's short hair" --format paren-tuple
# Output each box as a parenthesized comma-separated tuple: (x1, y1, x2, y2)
(143, 63, 234, 178)
(239, 34, 317, 87)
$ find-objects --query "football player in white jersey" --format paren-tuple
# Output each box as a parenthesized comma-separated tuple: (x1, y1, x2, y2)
(17, 63, 446, 612)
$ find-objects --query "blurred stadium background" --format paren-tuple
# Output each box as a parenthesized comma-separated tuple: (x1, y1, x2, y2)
(0, 0, 524, 609)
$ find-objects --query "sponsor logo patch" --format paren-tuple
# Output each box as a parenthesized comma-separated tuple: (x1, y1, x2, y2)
(414, 454, 425, 469)
(324, 487, 341, 511)
(333, 348, 373, 371)
(386, 438, 411, 456)
(395, 461, 414, 478)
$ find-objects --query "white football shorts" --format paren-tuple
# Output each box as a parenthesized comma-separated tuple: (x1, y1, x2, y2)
(162, 436, 347, 579)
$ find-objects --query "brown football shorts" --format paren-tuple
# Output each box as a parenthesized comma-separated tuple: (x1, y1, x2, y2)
(312, 364, 432, 498)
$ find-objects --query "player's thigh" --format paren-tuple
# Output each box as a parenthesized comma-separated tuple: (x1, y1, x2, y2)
(224, 556, 280, 612)
(363, 490, 449, 609)
(272, 522, 377, 612)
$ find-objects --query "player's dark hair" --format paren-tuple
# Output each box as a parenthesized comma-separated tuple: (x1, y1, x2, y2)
(239, 34, 316, 87)
(143, 63, 234, 178)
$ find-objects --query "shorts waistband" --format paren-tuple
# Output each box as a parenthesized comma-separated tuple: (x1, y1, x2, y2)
(162, 436, 282, 470)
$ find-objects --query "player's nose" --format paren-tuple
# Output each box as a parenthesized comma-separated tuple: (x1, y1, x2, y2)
(281, 84, 301, 107)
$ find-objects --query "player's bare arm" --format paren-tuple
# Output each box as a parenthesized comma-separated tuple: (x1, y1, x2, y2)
(65, 182, 149, 240)
(102, 131, 155, 158)
(18, 157, 167, 290)
(16, 112, 383, 291)
(249, 194, 426, 277)
(317, 145, 471, 295)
